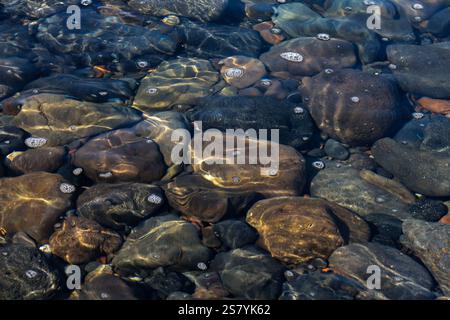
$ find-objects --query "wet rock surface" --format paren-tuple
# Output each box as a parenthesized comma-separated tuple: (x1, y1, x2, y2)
(401, 219, 450, 295)
(0, 0, 449, 301)
(329, 243, 436, 300)
(0, 243, 60, 300)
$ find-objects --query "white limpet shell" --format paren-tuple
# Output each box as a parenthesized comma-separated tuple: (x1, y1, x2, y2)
(224, 68, 244, 78)
(197, 262, 208, 270)
(280, 52, 304, 62)
(72, 168, 83, 176)
(147, 194, 163, 205)
(25, 269, 38, 279)
(317, 33, 330, 41)
(412, 112, 424, 119)
(25, 137, 47, 148)
(312, 161, 325, 170)
(60, 183, 76, 194)
(147, 88, 158, 95)
(98, 172, 113, 178)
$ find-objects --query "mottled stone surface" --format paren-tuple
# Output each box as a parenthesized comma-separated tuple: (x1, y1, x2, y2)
(112, 214, 211, 275)
(310, 166, 411, 219)
(128, 0, 229, 22)
(5, 147, 66, 174)
(401, 219, 450, 295)
(11, 94, 142, 147)
(0, 172, 72, 243)
(300, 69, 403, 146)
(73, 129, 166, 183)
(372, 138, 450, 197)
(0, 244, 60, 300)
(49, 216, 122, 265)
(77, 183, 164, 231)
(210, 246, 285, 299)
(329, 243, 436, 300)
(260, 37, 356, 78)
(387, 44, 450, 99)
(73, 265, 140, 300)
(133, 58, 219, 113)
(247, 197, 370, 264)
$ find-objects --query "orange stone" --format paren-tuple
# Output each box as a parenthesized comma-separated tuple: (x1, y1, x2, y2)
(417, 97, 450, 115)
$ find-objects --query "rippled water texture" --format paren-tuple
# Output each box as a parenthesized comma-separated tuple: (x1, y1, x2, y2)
(0, 0, 449, 301)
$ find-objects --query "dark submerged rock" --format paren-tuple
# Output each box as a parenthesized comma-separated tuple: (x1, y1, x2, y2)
(77, 183, 164, 231)
(401, 219, 450, 295)
(73, 129, 166, 183)
(329, 243, 436, 300)
(300, 69, 404, 146)
(49, 216, 123, 265)
(210, 246, 286, 299)
(0, 243, 60, 300)
(372, 138, 450, 197)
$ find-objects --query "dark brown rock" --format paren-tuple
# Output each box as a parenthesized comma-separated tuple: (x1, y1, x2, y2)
(0, 172, 73, 243)
(73, 129, 166, 183)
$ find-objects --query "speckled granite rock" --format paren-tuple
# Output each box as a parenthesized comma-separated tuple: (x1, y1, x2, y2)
(401, 219, 450, 295)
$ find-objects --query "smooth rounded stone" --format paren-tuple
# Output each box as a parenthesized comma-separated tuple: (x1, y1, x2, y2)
(77, 183, 164, 231)
(128, 0, 228, 22)
(210, 246, 286, 299)
(247, 197, 370, 264)
(272, 3, 380, 63)
(0, 243, 60, 300)
(11, 94, 142, 147)
(259, 37, 356, 78)
(393, 114, 450, 155)
(300, 69, 404, 146)
(4, 147, 66, 174)
(191, 96, 316, 148)
(0, 126, 25, 156)
(49, 216, 122, 265)
(426, 7, 450, 37)
(144, 267, 194, 299)
(219, 56, 266, 89)
(408, 199, 448, 222)
(112, 214, 211, 275)
(180, 20, 263, 59)
(329, 243, 436, 300)
(23, 74, 136, 104)
(310, 166, 411, 219)
(191, 135, 307, 197)
(132, 111, 190, 166)
(0, 172, 72, 244)
(72, 129, 166, 183)
(133, 58, 219, 113)
(0, 57, 40, 100)
(387, 44, 450, 99)
(280, 271, 367, 300)
(417, 97, 450, 116)
(35, 9, 179, 69)
(164, 173, 259, 223)
(323, 0, 415, 42)
(364, 213, 403, 244)
(73, 265, 140, 300)
(252, 21, 286, 45)
(372, 138, 450, 197)
(184, 271, 229, 299)
(324, 139, 350, 160)
(212, 220, 259, 250)
(401, 219, 450, 295)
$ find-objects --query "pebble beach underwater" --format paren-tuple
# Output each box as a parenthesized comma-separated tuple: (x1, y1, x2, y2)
(0, 0, 449, 303)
